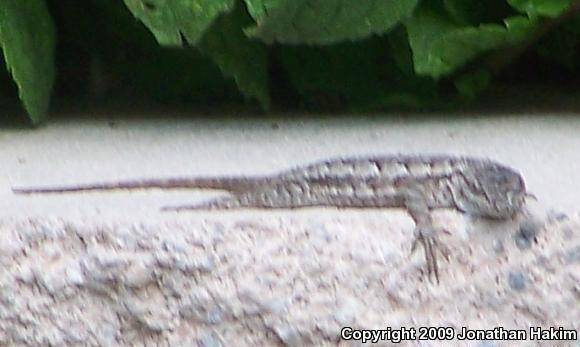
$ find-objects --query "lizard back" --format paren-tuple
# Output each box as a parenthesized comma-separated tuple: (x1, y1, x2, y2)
(191, 155, 527, 217)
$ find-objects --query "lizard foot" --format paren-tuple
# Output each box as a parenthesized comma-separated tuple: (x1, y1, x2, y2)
(410, 225, 450, 284)
(161, 196, 238, 211)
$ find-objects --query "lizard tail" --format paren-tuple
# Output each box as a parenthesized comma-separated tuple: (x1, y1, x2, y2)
(12, 177, 262, 194)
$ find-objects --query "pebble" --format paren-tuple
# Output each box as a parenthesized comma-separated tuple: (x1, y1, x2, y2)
(508, 271, 527, 291)
(200, 332, 224, 347)
(564, 245, 580, 264)
(514, 219, 541, 250)
(274, 326, 305, 346)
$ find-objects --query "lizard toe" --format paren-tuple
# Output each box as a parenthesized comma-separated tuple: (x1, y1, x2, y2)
(410, 226, 447, 284)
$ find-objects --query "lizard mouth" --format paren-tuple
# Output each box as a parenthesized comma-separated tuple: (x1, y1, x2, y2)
(524, 192, 537, 201)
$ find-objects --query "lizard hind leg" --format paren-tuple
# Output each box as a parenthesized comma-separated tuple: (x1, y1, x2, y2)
(161, 196, 241, 211)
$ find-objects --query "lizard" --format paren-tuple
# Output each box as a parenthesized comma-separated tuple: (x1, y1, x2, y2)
(12, 154, 532, 282)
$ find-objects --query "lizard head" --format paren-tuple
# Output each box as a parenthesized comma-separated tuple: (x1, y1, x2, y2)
(458, 160, 529, 219)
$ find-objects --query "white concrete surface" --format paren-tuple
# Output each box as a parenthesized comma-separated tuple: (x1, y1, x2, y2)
(1, 112, 579, 346)
(1, 214, 578, 346)
(2, 113, 579, 219)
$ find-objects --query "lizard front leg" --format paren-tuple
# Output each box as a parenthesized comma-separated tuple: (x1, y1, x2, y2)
(399, 183, 449, 283)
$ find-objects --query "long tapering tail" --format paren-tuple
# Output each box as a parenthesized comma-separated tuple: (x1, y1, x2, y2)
(12, 176, 262, 194)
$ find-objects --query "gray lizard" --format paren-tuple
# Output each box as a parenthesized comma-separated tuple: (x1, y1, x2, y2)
(13, 154, 533, 282)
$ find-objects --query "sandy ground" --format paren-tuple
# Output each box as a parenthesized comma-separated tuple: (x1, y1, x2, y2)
(0, 112, 579, 346)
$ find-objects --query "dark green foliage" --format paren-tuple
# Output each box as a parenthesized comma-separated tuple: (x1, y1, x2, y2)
(0, 0, 578, 122)
(0, 0, 55, 123)
(244, 0, 419, 44)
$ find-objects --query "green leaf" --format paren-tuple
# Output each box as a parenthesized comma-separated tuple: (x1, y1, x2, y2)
(122, 0, 268, 107)
(508, 0, 572, 17)
(279, 40, 387, 108)
(244, 0, 419, 44)
(129, 48, 241, 103)
(279, 35, 438, 111)
(454, 68, 491, 99)
(405, 2, 536, 78)
(0, 0, 55, 124)
(535, 14, 580, 69)
(198, 2, 270, 108)
(443, 0, 513, 25)
(122, 0, 234, 45)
